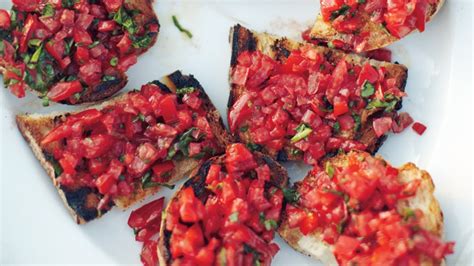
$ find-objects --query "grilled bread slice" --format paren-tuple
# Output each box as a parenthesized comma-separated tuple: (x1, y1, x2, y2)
(229, 25, 408, 163)
(158, 144, 289, 265)
(278, 151, 452, 265)
(308, 0, 445, 52)
(16, 71, 232, 224)
(0, 0, 159, 104)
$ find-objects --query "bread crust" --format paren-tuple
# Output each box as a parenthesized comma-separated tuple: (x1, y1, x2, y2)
(308, 0, 445, 52)
(157, 152, 289, 265)
(278, 151, 445, 265)
(228, 25, 408, 162)
(16, 71, 232, 224)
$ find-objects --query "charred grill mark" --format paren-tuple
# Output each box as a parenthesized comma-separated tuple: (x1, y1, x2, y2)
(168, 71, 201, 90)
(163, 229, 172, 263)
(272, 38, 291, 62)
(277, 150, 288, 162)
(230, 24, 257, 67)
(149, 80, 173, 94)
(184, 159, 212, 201)
(61, 186, 109, 222)
(371, 134, 388, 154)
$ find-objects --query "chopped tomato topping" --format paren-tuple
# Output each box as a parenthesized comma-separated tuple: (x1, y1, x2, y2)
(0, 0, 158, 102)
(230, 48, 407, 165)
(164, 144, 284, 265)
(41, 83, 222, 202)
(285, 151, 455, 265)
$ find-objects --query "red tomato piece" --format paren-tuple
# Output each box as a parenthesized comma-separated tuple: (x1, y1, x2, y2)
(0, 10, 11, 29)
(152, 161, 174, 178)
(128, 197, 164, 230)
(117, 54, 137, 72)
(140, 240, 158, 266)
(357, 62, 379, 86)
(97, 20, 117, 32)
(117, 33, 132, 55)
(228, 93, 252, 132)
(12, 0, 39, 12)
(334, 236, 360, 259)
(333, 96, 349, 117)
(96, 159, 123, 194)
(225, 143, 258, 173)
(82, 134, 115, 159)
(412, 122, 427, 135)
(74, 46, 90, 65)
(103, 0, 123, 12)
(47, 80, 83, 102)
(373, 117, 393, 137)
(157, 95, 178, 123)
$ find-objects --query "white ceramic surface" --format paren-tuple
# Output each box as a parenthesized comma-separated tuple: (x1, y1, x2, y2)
(0, 0, 472, 265)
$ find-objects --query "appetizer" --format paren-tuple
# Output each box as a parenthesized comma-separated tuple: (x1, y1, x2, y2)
(0, 0, 159, 104)
(16, 71, 232, 223)
(158, 143, 289, 266)
(279, 151, 454, 265)
(307, 0, 444, 52)
(229, 25, 411, 165)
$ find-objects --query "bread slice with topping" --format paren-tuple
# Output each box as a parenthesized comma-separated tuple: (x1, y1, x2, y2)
(16, 71, 232, 224)
(278, 151, 454, 265)
(158, 143, 289, 266)
(307, 0, 445, 52)
(228, 25, 408, 165)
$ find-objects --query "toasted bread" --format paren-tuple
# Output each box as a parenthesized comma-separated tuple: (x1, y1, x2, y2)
(157, 149, 289, 265)
(278, 151, 447, 265)
(0, 0, 159, 104)
(16, 71, 232, 224)
(228, 25, 408, 162)
(308, 0, 445, 52)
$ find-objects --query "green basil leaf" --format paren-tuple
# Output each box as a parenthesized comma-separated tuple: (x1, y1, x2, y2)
(361, 81, 375, 98)
(172, 15, 193, 38)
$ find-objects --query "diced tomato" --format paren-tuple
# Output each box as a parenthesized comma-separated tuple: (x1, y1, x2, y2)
(333, 96, 349, 117)
(373, 117, 393, 137)
(157, 94, 178, 123)
(357, 62, 379, 86)
(228, 93, 252, 132)
(19, 14, 38, 53)
(392, 112, 414, 133)
(73, 28, 93, 46)
(334, 236, 360, 259)
(76, 13, 94, 30)
(299, 212, 319, 235)
(59, 152, 79, 175)
(129, 143, 160, 176)
(74, 46, 90, 65)
(95, 159, 123, 194)
(231, 65, 249, 86)
(365, 48, 392, 62)
(97, 20, 117, 32)
(128, 197, 164, 230)
(47, 80, 83, 102)
(12, 0, 39, 12)
(79, 59, 102, 85)
(152, 161, 174, 178)
(412, 122, 427, 135)
(9, 82, 27, 98)
(82, 134, 115, 159)
(225, 143, 258, 173)
(179, 187, 205, 223)
(117, 33, 132, 55)
(140, 240, 158, 266)
(0, 10, 11, 29)
(88, 158, 108, 176)
(117, 54, 137, 72)
(103, 0, 123, 13)
(320, 0, 345, 21)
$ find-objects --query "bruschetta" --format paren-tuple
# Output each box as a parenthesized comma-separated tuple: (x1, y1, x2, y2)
(228, 24, 410, 165)
(0, 0, 159, 104)
(16, 71, 232, 224)
(307, 0, 445, 52)
(158, 143, 289, 266)
(278, 151, 454, 265)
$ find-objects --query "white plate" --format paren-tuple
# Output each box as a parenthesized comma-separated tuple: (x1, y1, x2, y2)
(1, 0, 472, 265)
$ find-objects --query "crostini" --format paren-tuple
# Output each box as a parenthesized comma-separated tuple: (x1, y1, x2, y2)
(0, 0, 159, 104)
(158, 143, 289, 266)
(16, 71, 232, 223)
(278, 151, 454, 265)
(307, 0, 445, 52)
(229, 25, 411, 165)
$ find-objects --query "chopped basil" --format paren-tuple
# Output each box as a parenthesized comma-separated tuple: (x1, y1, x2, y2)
(172, 15, 193, 38)
(42, 4, 55, 17)
(290, 148, 303, 156)
(330, 4, 350, 20)
(30, 45, 43, 64)
(42, 96, 50, 107)
(119, 154, 125, 162)
(263, 219, 278, 231)
(28, 39, 42, 47)
(114, 7, 137, 35)
(282, 187, 300, 204)
(357, 0, 366, 3)
(62, 0, 76, 8)
(132, 113, 145, 122)
(325, 162, 335, 178)
(141, 171, 175, 189)
(229, 212, 239, 222)
(119, 174, 126, 181)
(176, 86, 195, 95)
(352, 114, 361, 132)
(166, 146, 177, 160)
(73, 93, 82, 101)
(45, 154, 63, 178)
(402, 208, 415, 221)
(239, 125, 249, 132)
(177, 128, 196, 156)
(217, 248, 227, 266)
(291, 124, 312, 143)
(327, 41, 335, 49)
(361, 81, 375, 98)
(88, 41, 100, 49)
(102, 75, 117, 82)
(132, 34, 152, 49)
(246, 142, 261, 152)
(110, 57, 118, 67)
(332, 121, 340, 134)
(336, 221, 347, 234)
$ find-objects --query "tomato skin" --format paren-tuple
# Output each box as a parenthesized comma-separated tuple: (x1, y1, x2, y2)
(373, 117, 393, 137)
(47, 80, 83, 102)
(0, 10, 11, 29)
(128, 197, 164, 230)
(12, 0, 39, 12)
(82, 134, 115, 159)
(117, 33, 132, 55)
(225, 143, 258, 173)
(140, 240, 158, 266)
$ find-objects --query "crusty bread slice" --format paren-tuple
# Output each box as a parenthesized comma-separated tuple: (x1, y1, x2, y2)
(308, 0, 445, 52)
(229, 24, 408, 162)
(0, 0, 159, 104)
(278, 151, 445, 265)
(16, 71, 232, 224)
(157, 151, 289, 265)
